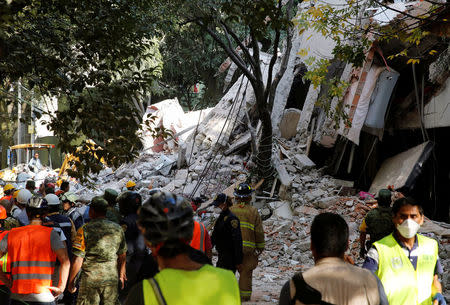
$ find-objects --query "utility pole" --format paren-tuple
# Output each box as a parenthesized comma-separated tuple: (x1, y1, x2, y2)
(17, 80, 21, 164)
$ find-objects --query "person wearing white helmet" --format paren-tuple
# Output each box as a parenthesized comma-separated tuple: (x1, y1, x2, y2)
(44, 194, 77, 305)
(61, 192, 84, 230)
(10, 189, 32, 226)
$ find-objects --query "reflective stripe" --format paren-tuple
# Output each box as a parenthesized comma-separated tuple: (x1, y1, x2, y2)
(11, 261, 55, 268)
(242, 241, 256, 248)
(240, 222, 255, 231)
(256, 242, 265, 248)
(12, 273, 52, 280)
(58, 222, 72, 228)
(143, 278, 167, 305)
(0, 254, 7, 273)
(240, 290, 252, 296)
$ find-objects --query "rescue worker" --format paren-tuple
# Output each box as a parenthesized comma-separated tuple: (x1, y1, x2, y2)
(126, 180, 136, 191)
(1, 184, 15, 201)
(278, 213, 388, 305)
(44, 194, 76, 259)
(68, 196, 127, 305)
(117, 191, 147, 302)
(0, 205, 11, 304)
(11, 189, 31, 226)
(124, 190, 240, 305)
(61, 192, 84, 230)
(104, 188, 120, 223)
(230, 183, 265, 301)
(211, 193, 243, 273)
(55, 181, 70, 197)
(0, 196, 70, 305)
(44, 193, 77, 305)
(26, 180, 36, 193)
(363, 197, 446, 305)
(28, 152, 43, 172)
(0, 199, 20, 230)
(359, 189, 394, 258)
(189, 219, 213, 260)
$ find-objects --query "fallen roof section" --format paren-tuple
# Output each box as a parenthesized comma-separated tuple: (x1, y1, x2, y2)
(369, 141, 434, 194)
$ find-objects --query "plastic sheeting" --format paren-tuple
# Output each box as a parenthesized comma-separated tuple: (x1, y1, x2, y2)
(369, 141, 434, 194)
(363, 69, 400, 139)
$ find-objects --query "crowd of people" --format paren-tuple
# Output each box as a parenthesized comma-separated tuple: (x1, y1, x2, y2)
(0, 177, 446, 305)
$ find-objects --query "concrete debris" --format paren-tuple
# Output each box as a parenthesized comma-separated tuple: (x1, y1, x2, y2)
(293, 154, 315, 169)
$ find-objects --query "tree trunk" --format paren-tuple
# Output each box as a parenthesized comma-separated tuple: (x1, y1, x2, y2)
(253, 84, 274, 180)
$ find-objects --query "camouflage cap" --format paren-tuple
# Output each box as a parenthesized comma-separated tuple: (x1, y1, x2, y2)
(90, 196, 109, 212)
(103, 188, 118, 203)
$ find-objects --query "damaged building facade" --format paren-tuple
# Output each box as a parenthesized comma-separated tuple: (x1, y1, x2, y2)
(270, 1, 450, 222)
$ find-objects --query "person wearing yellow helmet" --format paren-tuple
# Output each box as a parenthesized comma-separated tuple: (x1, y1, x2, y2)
(1, 184, 15, 201)
(126, 180, 136, 191)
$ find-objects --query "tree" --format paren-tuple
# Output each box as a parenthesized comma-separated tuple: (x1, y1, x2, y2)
(176, 0, 296, 180)
(0, 0, 164, 178)
(158, 24, 227, 110)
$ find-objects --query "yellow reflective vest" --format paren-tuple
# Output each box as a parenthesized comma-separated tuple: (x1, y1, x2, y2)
(142, 264, 241, 305)
(374, 233, 438, 305)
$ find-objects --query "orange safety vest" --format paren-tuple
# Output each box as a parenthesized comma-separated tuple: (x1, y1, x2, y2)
(190, 221, 206, 253)
(0, 195, 12, 202)
(8, 225, 56, 294)
(0, 229, 10, 286)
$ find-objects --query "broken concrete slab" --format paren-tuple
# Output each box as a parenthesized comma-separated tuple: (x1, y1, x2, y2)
(269, 201, 293, 220)
(293, 154, 315, 169)
(313, 196, 337, 209)
(279, 109, 302, 140)
(305, 189, 326, 202)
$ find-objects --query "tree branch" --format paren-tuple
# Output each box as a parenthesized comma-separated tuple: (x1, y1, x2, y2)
(219, 21, 257, 71)
(265, 0, 283, 103)
(269, 0, 294, 111)
(197, 20, 257, 84)
(250, 31, 263, 87)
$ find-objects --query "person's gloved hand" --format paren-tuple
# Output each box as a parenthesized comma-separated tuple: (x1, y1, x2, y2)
(433, 293, 447, 305)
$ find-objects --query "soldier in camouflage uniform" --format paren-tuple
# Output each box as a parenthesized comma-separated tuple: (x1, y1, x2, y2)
(68, 196, 127, 305)
(0, 199, 20, 230)
(103, 188, 121, 224)
(359, 189, 395, 258)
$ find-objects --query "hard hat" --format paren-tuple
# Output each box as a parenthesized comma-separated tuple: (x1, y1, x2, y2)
(0, 205, 6, 220)
(234, 183, 253, 198)
(117, 191, 142, 215)
(126, 180, 136, 188)
(137, 191, 193, 246)
(61, 192, 78, 203)
(27, 196, 48, 209)
(45, 194, 60, 206)
(3, 184, 14, 192)
(13, 190, 20, 199)
(17, 189, 33, 204)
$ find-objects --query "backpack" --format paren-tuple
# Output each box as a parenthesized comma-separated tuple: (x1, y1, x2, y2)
(365, 207, 394, 242)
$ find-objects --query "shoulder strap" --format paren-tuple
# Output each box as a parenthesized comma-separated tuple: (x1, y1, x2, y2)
(291, 273, 335, 305)
(147, 278, 168, 305)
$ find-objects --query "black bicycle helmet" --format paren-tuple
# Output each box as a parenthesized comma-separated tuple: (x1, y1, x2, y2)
(234, 183, 253, 198)
(117, 191, 142, 215)
(137, 191, 194, 246)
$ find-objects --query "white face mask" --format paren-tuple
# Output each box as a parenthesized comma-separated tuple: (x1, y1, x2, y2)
(396, 218, 420, 239)
(213, 207, 222, 214)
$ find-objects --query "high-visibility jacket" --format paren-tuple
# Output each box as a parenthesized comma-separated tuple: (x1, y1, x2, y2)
(8, 225, 56, 294)
(142, 264, 240, 305)
(0, 195, 12, 202)
(190, 221, 207, 253)
(0, 229, 10, 286)
(230, 203, 265, 254)
(374, 233, 438, 305)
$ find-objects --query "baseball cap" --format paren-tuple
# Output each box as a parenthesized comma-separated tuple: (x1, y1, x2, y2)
(211, 193, 227, 207)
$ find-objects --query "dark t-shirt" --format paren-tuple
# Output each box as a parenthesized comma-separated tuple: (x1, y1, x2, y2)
(124, 281, 145, 305)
